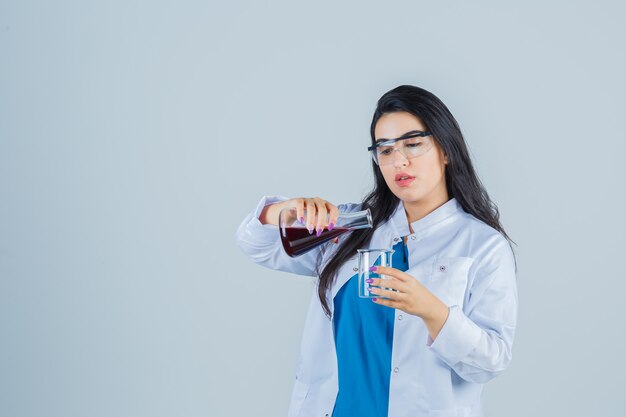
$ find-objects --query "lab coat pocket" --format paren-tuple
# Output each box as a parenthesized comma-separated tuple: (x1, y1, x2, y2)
(287, 378, 309, 417)
(426, 256, 474, 308)
(428, 411, 456, 417)
(428, 408, 470, 417)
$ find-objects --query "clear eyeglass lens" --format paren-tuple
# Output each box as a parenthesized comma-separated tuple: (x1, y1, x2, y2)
(374, 136, 433, 165)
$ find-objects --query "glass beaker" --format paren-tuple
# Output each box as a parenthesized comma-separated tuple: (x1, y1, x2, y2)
(357, 248, 394, 298)
(279, 207, 373, 257)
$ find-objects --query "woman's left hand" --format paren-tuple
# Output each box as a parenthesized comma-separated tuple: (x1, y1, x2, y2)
(368, 265, 448, 322)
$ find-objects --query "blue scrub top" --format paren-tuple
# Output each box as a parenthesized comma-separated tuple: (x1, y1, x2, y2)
(331, 239, 409, 417)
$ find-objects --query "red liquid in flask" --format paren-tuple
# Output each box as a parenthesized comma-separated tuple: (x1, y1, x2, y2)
(280, 226, 351, 257)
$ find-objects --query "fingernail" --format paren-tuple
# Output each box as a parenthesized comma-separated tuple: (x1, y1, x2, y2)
(328, 222, 334, 231)
(372, 298, 377, 302)
(366, 278, 373, 283)
(316, 228, 322, 237)
(369, 266, 377, 272)
(308, 225, 314, 234)
(299, 217, 304, 223)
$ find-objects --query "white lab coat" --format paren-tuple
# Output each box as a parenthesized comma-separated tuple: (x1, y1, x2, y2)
(234, 195, 518, 417)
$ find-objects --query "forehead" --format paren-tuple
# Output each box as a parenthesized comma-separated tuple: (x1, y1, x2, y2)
(374, 112, 427, 140)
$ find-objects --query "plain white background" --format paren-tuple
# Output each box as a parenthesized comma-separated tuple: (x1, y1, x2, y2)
(1, 1, 625, 416)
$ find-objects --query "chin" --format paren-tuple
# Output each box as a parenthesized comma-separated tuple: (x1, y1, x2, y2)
(399, 195, 426, 204)
(391, 187, 423, 202)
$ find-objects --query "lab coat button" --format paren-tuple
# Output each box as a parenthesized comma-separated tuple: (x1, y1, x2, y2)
(393, 237, 399, 242)
(394, 367, 399, 373)
(398, 314, 403, 320)
(410, 235, 416, 240)
(439, 265, 447, 272)
(353, 267, 358, 272)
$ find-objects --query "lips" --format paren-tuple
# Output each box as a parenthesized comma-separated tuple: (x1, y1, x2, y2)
(394, 172, 416, 187)
(395, 173, 415, 181)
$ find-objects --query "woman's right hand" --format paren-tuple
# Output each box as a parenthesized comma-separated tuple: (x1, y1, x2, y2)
(260, 197, 341, 243)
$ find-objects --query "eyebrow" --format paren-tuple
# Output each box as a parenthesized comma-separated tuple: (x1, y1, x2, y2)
(375, 130, 426, 143)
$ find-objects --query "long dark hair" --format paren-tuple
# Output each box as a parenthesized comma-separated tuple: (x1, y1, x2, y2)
(314, 84, 517, 318)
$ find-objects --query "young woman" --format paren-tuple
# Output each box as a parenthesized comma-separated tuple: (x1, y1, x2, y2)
(235, 85, 518, 417)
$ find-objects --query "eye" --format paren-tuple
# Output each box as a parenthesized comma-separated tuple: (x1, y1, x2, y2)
(379, 148, 393, 156)
(405, 136, 428, 148)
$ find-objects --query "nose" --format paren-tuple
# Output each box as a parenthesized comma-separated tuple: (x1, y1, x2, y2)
(392, 148, 409, 167)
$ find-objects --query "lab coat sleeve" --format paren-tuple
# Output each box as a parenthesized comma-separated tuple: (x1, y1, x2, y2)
(234, 195, 327, 277)
(426, 236, 518, 383)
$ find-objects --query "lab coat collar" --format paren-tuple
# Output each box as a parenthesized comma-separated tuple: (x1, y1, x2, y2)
(389, 197, 464, 239)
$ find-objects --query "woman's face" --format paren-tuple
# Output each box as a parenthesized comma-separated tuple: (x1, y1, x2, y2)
(374, 111, 449, 206)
